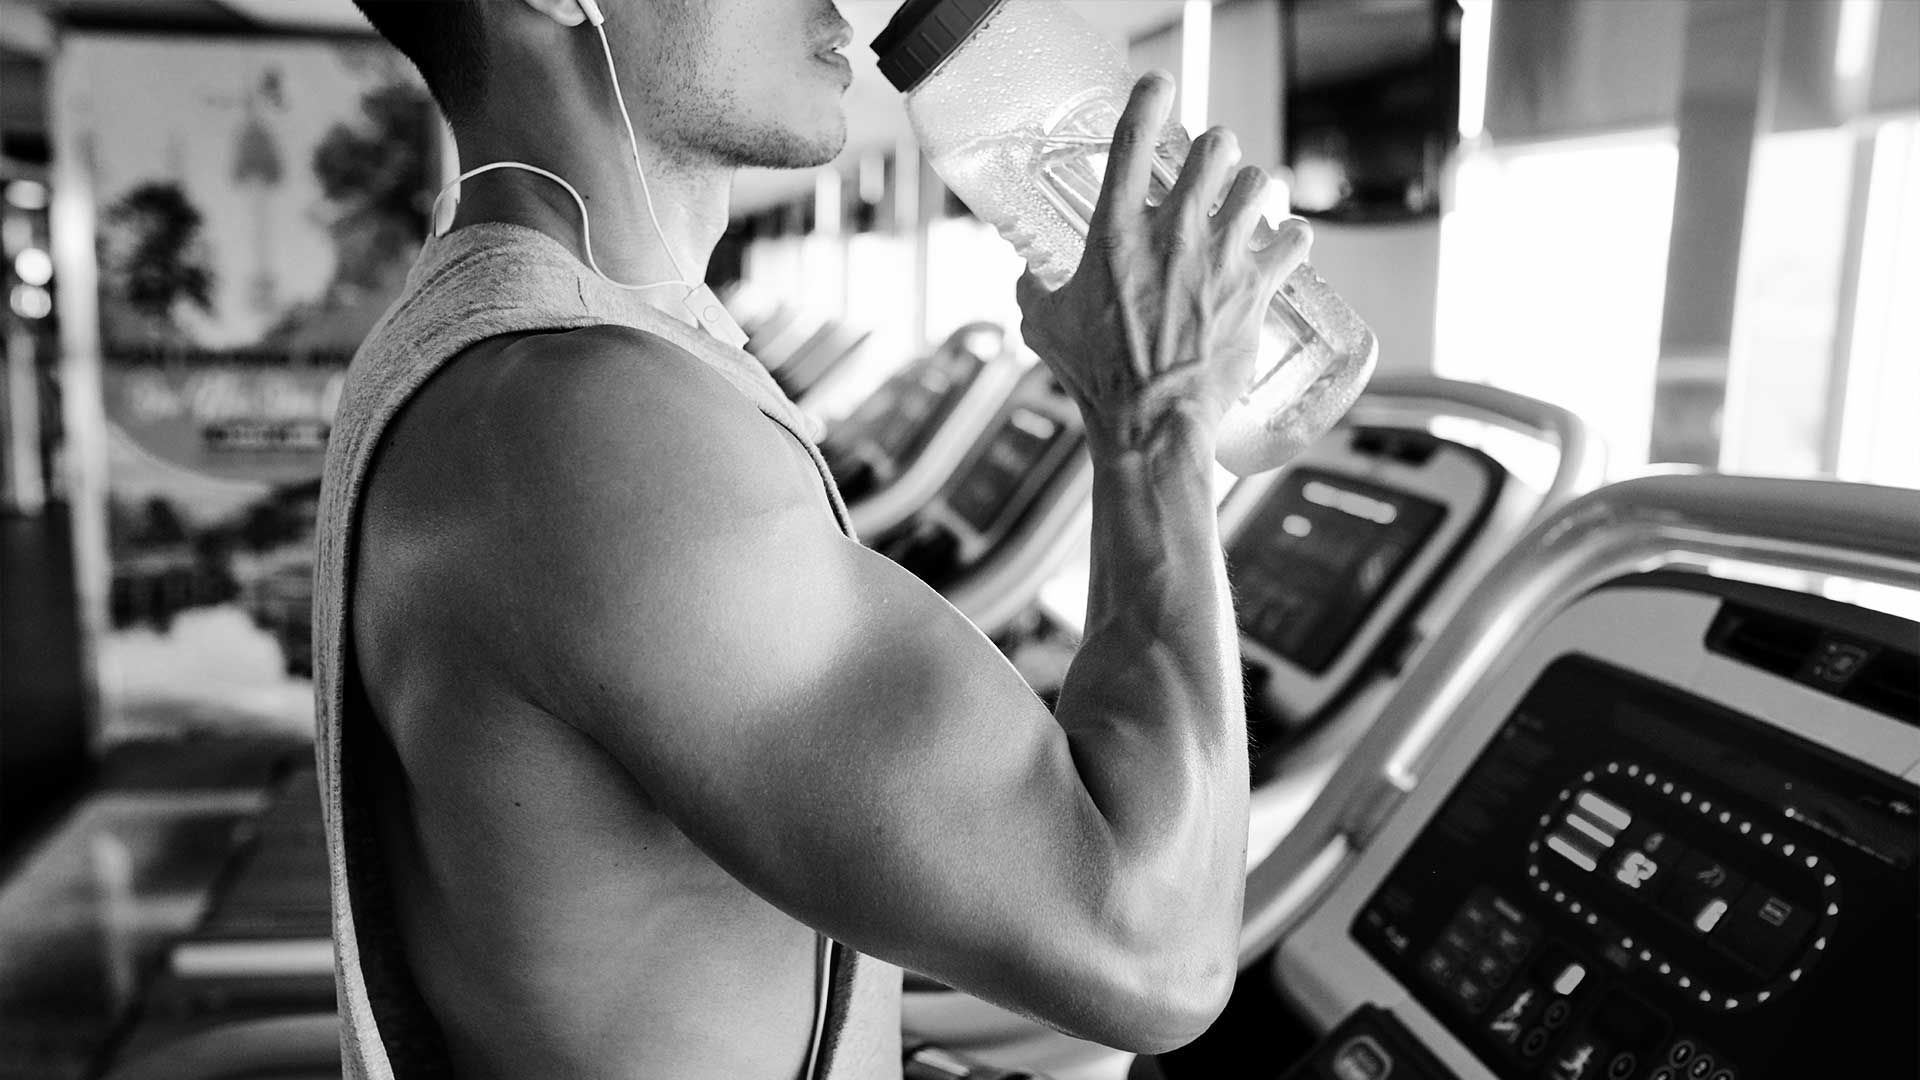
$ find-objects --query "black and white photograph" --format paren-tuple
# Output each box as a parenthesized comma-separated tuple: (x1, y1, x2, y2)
(0, 1, 1914, 1078)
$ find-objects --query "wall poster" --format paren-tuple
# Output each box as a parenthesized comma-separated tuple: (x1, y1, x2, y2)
(55, 34, 439, 741)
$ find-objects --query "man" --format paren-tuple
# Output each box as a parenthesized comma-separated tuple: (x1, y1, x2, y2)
(321, 1, 1311, 1077)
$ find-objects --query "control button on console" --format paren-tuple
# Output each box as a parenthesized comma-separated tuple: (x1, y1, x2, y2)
(1488, 987, 1539, 1043)
(1453, 975, 1491, 1014)
(1687, 1054, 1717, 1079)
(1493, 924, 1535, 963)
(1810, 638, 1873, 684)
(1472, 950, 1513, 988)
(1441, 925, 1478, 956)
(1709, 1071, 1736, 1080)
(1550, 1035, 1606, 1080)
(1607, 1052, 1638, 1079)
(1330, 1035, 1393, 1080)
(1421, 948, 1457, 985)
(1458, 898, 1496, 936)
(1552, 962, 1587, 996)
(1381, 925, 1412, 955)
(1668, 1041, 1696, 1065)
(1651, 1070, 1677, 1080)
(1716, 884, 1814, 976)
(1610, 828, 1686, 895)
(1521, 1027, 1552, 1058)
(1661, 853, 1748, 933)
(1543, 998, 1574, 1029)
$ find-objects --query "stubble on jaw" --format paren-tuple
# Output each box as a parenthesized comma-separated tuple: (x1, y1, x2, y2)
(641, 0, 847, 172)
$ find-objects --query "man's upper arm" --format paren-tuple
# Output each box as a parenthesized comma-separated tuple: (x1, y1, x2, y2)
(480, 329, 1145, 1035)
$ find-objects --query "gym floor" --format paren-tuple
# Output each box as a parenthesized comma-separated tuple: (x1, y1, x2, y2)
(0, 733, 308, 1080)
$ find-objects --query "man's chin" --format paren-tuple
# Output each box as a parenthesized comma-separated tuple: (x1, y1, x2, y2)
(728, 122, 847, 172)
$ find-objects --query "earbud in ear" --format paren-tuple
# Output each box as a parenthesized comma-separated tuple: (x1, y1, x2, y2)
(576, 0, 605, 27)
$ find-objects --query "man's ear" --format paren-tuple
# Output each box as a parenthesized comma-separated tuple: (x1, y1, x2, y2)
(516, 0, 594, 29)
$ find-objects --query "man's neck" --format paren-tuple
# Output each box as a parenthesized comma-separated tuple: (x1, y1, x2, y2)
(444, 131, 732, 325)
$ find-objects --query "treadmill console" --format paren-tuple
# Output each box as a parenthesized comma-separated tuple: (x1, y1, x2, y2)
(1221, 428, 1509, 732)
(880, 367, 1086, 592)
(827, 358, 985, 499)
(945, 408, 1075, 539)
(1230, 467, 1450, 674)
(824, 325, 1005, 503)
(1352, 653, 1918, 1079)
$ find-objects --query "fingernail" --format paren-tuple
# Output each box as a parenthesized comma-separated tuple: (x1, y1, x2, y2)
(1145, 70, 1173, 90)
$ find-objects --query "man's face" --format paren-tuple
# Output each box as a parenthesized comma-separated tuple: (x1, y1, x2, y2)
(610, 0, 853, 170)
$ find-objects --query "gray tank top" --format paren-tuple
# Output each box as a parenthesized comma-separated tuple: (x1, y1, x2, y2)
(314, 220, 886, 1079)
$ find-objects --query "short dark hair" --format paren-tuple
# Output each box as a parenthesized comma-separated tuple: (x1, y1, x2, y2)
(350, 1, 489, 123)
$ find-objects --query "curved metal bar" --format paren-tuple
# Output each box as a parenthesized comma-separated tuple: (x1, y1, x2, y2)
(1348, 374, 1608, 510)
(1240, 473, 1920, 965)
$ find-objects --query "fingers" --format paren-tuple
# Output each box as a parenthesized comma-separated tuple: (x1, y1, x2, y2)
(1089, 72, 1176, 238)
(1253, 217, 1313, 288)
(1166, 126, 1242, 225)
(1217, 165, 1273, 246)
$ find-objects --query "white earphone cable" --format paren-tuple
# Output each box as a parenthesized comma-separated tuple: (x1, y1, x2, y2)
(427, 13, 698, 296)
(592, 19, 693, 287)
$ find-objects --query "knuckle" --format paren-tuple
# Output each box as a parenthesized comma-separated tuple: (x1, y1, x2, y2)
(1205, 127, 1241, 160)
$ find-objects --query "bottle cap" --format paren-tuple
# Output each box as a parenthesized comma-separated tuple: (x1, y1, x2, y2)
(871, 0, 1006, 93)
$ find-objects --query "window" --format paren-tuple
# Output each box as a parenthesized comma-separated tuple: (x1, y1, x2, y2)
(922, 216, 1025, 347)
(1722, 129, 1858, 478)
(1435, 135, 1680, 475)
(1837, 117, 1920, 490)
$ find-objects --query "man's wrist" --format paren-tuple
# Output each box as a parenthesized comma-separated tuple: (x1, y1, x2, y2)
(1086, 398, 1217, 481)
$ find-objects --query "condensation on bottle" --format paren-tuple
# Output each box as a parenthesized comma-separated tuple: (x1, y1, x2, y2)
(875, 0, 1377, 476)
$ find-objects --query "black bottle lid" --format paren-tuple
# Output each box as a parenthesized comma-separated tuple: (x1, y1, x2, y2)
(870, 0, 1006, 93)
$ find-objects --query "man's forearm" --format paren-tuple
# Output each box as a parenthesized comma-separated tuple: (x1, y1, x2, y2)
(1052, 408, 1250, 954)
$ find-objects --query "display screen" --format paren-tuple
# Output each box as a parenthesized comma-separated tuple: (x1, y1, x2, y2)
(946, 408, 1065, 536)
(1284, 0, 1460, 222)
(823, 353, 985, 496)
(1354, 654, 1919, 1079)
(868, 364, 972, 464)
(1228, 468, 1448, 674)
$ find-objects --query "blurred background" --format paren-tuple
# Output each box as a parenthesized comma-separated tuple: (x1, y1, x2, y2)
(0, 0, 1914, 1077)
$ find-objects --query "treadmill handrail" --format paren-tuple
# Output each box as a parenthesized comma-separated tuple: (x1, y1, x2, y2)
(1346, 373, 1608, 512)
(1240, 473, 1920, 965)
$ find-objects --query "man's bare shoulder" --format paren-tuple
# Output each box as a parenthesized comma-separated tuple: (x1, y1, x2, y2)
(377, 323, 825, 546)
(357, 320, 839, 717)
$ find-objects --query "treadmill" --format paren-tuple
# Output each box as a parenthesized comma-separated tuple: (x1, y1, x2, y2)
(1216, 476, 1920, 1080)
(874, 362, 1096, 641)
(823, 322, 1033, 543)
(903, 377, 1607, 1080)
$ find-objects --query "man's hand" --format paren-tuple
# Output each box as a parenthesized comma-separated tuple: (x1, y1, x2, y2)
(1015, 71, 1312, 459)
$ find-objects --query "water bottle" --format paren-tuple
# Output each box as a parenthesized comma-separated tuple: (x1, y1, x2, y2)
(872, 0, 1377, 476)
